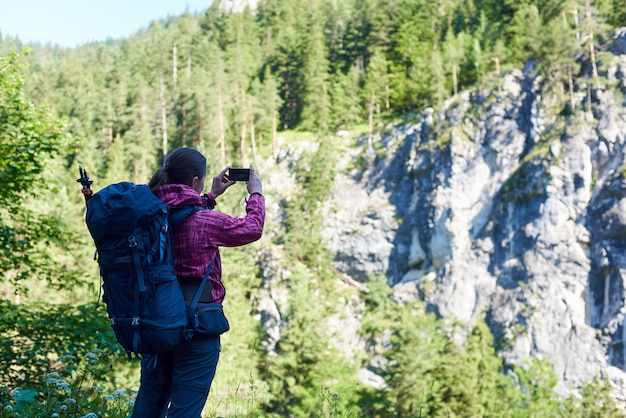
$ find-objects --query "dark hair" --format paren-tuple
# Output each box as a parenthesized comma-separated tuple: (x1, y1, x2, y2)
(148, 148, 207, 194)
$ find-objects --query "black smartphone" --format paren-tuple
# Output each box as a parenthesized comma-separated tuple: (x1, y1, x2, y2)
(229, 168, 250, 182)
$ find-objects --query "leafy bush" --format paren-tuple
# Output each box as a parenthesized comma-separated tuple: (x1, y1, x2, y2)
(0, 300, 127, 390)
(0, 350, 134, 418)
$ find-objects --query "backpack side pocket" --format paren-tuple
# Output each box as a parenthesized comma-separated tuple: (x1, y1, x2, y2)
(187, 303, 230, 336)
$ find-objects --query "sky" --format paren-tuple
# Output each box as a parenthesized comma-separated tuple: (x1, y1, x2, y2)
(0, 0, 212, 48)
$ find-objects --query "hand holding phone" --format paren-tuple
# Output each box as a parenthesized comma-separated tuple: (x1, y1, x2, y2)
(246, 165, 262, 195)
(210, 166, 236, 198)
(229, 168, 250, 182)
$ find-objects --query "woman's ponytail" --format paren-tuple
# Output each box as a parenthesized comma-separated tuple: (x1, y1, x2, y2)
(148, 148, 206, 194)
(148, 167, 170, 194)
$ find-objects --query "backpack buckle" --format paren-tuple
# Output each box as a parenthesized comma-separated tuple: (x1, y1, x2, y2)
(131, 317, 139, 327)
(128, 236, 138, 247)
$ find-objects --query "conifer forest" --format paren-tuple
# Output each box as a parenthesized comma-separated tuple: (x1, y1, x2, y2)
(1, 0, 626, 416)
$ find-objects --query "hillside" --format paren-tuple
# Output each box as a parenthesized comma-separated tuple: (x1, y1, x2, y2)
(252, 27, 626, 400)
(3, 1, 626, 415)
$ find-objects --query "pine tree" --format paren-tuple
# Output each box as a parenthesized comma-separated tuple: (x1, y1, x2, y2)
(506, 3, 545, 63)
(606, 0, 626, 27)
(192, 37, 231, 167)
(223, 7, 262, 164)
(261, 265, 355, 416)
(171, 12, 202, 148)
(328, 65, 362, 130)
(387, 0, 442, 110)
(300, 4, 331, 133)
(363, 48, 389, 147)
(512, 358, 563, 415)
(254, 68, 282, 157)
(443, 28, 469, 96)
(282, 136, 337, 275)
(257, 0, 307, 129)
(427, 48, 448, 106)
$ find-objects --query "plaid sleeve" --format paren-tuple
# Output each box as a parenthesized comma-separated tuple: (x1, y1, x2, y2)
(199, 193, 265, 247)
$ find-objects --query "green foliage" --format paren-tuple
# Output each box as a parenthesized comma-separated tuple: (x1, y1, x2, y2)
(512, 357, 563, 415)
(0, 300, 127, 390)
(282, 136, 337, 277)
(563, 374, 623, 417)
(0, 349, 134, 418)
(208, 244, 268, 417)
(259, 263, 359, 417)
(357, 276, 622, 417)
(0, 51, 79, 294)
(299, 4, 331, 134)
(3, 0, 625, 160)
(2, 2, 626, 416)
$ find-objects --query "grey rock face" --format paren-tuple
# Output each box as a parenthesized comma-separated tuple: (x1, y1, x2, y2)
(317, 43, 626, 397)
(255, 27, 626, 399)
(610, 28, 626, 55)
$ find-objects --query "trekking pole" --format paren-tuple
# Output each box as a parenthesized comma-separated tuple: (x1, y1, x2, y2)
(77, 166, 94, 204)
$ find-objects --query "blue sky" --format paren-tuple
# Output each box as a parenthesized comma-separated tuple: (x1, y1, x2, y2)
(0, 0, 211, 48)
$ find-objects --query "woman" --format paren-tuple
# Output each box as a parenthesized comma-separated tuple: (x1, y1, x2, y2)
(131, 147, 265, 417)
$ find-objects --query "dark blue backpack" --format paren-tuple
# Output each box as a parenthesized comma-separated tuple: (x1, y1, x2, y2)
(85, 182, 203, 358)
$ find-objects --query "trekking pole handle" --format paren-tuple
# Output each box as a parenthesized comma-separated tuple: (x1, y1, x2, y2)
(77, 166, 94, 203)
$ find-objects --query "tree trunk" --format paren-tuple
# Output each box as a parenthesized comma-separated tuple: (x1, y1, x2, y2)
(249, 97, 258, 166)
(160, 77, 168, 157)
(218, 89, 226, 167)
(452, 63, 458, 95)
(240, 84, 247, 165)
(272, 111, 277, 157)
(589, 31, 598, 78)
(173, 43, 178, 87)
(572, 6, 580, 39)
(368, 90, 375, 150)
(186, 52, 191, 81)
(492, 57, 500, 76)
(141, 93, 149, 179)
(197, 95, 205, 148)
(182, 99, 187, 146)
(385, 84, 390, 109)
(568, 62, 575, 111)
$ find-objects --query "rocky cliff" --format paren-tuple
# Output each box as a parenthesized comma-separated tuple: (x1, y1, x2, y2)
(259, 28, 626, 400)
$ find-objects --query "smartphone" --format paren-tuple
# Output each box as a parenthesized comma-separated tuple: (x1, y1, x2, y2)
(229, 168, 250, 182)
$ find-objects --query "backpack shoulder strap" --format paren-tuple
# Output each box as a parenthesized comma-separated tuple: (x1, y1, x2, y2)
(168, 205, 204, 233)
(167, 204, 217, 308)
(189, 259, 217, 310)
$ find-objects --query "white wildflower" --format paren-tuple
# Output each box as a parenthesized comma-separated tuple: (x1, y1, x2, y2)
(111, 389, 127, 397)
(84, 351, 100, 365)
(82, 413, 98, 418)
(3, 405, 14, 412)
(64, 397, 77, 404)
(60, 404, 68, 411)
(51, 413, 60, 417)
(57, 381, 71, 393)
(104, 395, 115, 401)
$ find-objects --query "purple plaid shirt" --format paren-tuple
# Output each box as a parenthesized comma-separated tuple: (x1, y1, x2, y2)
(157, 184, 265, 304)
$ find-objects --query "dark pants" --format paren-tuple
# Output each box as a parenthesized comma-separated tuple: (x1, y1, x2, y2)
(131, 335, 221, 418)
